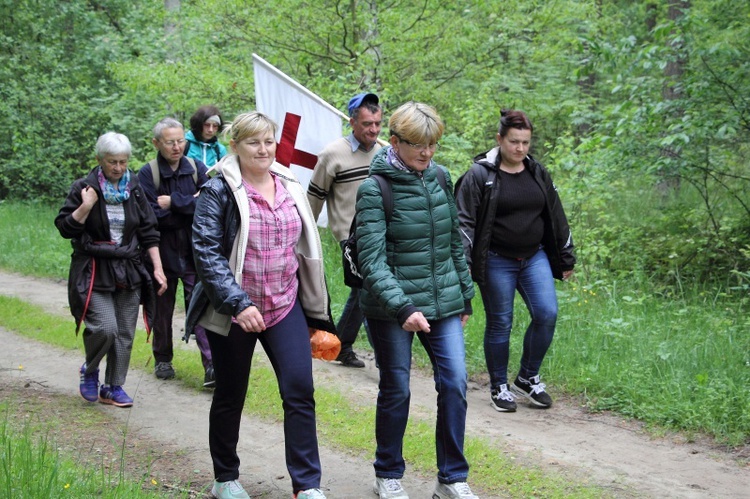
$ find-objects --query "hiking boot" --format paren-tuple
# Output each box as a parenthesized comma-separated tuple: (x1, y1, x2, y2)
(295, 489, 326, 499)
(490, 384, 517, 412)
(336, 351, 365, 368)
(98, 385, 133, 408)
(204, 364, 216, 388)
(510, 374, 553, 408)
(154, 361, 175, 380)
(211, 479, 250, 499)
(373, 478, 409, 499)
(79, 363, 99, 402)
(432, 481, 479, 499)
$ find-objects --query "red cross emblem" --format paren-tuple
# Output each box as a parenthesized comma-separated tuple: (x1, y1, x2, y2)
(275, 113, 318, 170)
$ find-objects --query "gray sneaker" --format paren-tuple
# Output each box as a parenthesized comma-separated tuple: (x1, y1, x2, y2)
(154, 361, 175, 380)
(373, 478, 409, 499)
(295, 489, 326, 499)
(211, 479, 250, 499)
(432, 481, 478, 499)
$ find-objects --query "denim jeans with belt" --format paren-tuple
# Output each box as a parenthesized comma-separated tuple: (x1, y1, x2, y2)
(479, 248, 558, 388)
(369, 314, 469, 484)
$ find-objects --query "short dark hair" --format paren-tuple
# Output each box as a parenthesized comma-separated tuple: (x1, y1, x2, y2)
(498, 109, 533, 137)
(351, 101, 381, 120)
(190, 105, 223, 140)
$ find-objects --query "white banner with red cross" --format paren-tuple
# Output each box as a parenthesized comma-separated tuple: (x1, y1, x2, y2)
(253, 54, 345, 226)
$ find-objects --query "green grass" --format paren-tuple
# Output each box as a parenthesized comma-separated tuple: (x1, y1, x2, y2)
(0, 404, 176, 498)
(0, 201, 71, 278)
(5, 199, 750, 445)
(1, 199, 748, 496)
(0, 295, 605, 497)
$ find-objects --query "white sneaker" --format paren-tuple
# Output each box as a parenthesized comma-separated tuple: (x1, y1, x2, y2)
(295, 488, 326, 499)
(373, 477, 409, 499)
(432, 481, 479, 499)
(211, 479, 250, 499)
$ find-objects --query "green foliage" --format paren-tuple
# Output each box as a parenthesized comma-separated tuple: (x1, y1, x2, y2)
(5, 0, 750, 288)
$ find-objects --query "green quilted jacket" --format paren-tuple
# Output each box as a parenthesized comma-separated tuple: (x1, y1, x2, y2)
(355, 147, 474, 326)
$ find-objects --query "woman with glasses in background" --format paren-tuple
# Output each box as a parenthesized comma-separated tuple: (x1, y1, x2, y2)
(355, 102, 479, 499)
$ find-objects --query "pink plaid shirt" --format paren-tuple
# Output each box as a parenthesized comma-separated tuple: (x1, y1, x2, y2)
(240, 174, 302, 328)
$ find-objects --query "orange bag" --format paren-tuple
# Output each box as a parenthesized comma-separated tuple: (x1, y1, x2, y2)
(309, 329, 341, 361)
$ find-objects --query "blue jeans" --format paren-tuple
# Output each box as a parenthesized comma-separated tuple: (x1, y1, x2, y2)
(206, 299, 321, 492)
(369, 315, 469, 483)
(479, 248, 558, 388)
(337, 241, 372, 354)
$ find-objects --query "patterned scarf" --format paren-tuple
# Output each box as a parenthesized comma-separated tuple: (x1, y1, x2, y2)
(97, 167, 131, 204)
(386, 146, 434, 174)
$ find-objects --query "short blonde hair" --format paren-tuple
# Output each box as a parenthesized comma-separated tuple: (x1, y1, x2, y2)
(224, 111, 277, 143)
(388, 102, 444, 145)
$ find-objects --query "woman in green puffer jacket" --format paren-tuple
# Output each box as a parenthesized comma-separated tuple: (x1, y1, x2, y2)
(355, 102, 478, 499)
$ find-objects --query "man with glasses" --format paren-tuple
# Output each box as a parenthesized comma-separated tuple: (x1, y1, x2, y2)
(137, 118, 214, 386)
(307, 93, 383, 368)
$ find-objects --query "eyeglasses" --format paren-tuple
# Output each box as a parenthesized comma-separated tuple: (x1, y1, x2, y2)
(161, 139, 187, 148)
(394, 134, 439, 152)
(104, 159, 128, 167)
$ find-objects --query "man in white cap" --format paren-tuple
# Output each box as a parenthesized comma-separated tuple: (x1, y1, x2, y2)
(307, 92, 383, 368)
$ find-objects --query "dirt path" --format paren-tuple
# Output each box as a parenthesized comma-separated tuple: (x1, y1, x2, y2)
(0, 271, 747, 498)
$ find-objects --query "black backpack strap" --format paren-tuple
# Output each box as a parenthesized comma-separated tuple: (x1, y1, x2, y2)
(435, 166, 447, 192)
(371, 174, 392, 223)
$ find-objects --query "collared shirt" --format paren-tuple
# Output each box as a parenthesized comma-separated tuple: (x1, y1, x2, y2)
(240, 174, 302, 328)
(348, 133, 376, 153)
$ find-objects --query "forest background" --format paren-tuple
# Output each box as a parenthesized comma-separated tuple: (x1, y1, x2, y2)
(0, 0, 748, 448)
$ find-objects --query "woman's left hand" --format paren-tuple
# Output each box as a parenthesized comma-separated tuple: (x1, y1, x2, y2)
(402, 311, 431, 333)
(562, 269, 574, 280)
(460, 313, 470, 328)
(153, 268, 167, 296)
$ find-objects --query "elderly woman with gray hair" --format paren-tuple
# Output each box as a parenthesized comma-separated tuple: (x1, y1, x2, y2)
(55, 132, 167, 408)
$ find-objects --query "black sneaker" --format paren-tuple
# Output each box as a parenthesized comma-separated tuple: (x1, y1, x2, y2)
(336, 351, 365, 368)
(154, 361, 175, 380)
(510, 374, 553, 408)
(203, 365, 216, 388)
(490, 384, 517, 412)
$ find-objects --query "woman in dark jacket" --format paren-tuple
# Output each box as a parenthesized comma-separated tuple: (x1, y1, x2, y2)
(356, 102, 478, 499)
(185, 112, 334, 499)
(455, 110, 575, 413)
(55, 132, 167, 408)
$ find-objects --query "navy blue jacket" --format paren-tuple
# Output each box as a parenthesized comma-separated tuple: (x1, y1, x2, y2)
(137, 154, 209, 278)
